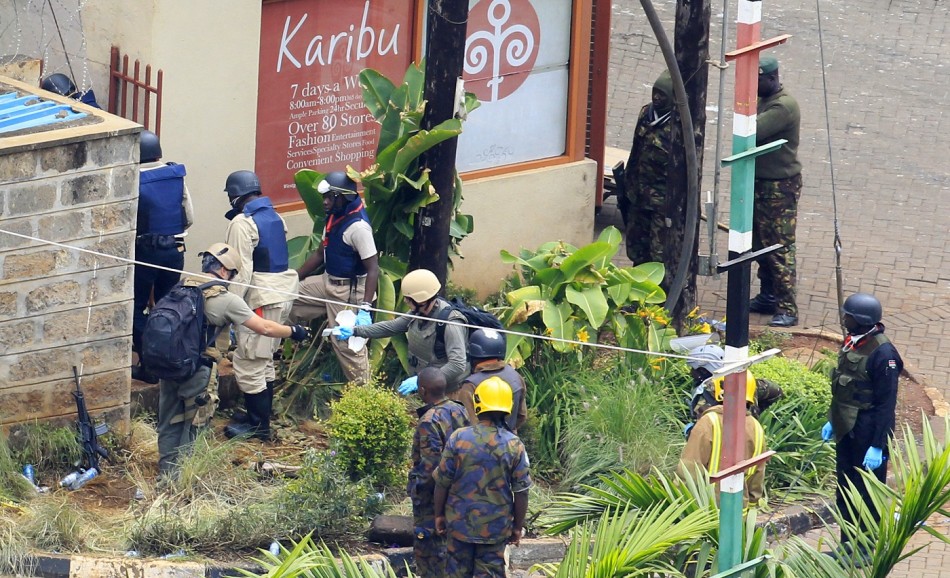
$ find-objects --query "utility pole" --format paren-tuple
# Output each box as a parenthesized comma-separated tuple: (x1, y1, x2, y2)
(666, 0, 711, 330)
(408, 0, 470, 288)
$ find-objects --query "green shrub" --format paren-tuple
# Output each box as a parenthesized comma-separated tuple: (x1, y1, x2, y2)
(753, 355, 832, 412)
(5, 422, 83, 477)
(327, 383, 412, 487)
(759, 396, 835, 498)
(275, 450, 383, 541)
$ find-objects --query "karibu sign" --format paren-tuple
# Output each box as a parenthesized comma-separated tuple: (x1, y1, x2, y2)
(256, 0, 416, 205)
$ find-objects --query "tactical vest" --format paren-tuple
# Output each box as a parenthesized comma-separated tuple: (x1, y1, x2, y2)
(466, 365, 524, 431)
(243, 197, 289, 273)
(707, 412, 766, 479)
(830, 332, 890, 440)
(324, 198, 370, 279)
(406, 300, 467, 388)
(181, 276, 229, 359)
(138, 163, 186, 236)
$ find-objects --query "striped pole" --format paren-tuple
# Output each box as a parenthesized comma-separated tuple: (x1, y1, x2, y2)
(720, 0, 762, 569)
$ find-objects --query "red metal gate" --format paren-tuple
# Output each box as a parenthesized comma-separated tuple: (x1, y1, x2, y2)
(108, 46, 163, 135)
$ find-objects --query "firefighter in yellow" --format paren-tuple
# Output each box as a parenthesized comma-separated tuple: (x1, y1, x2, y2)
(679, 373, 767, 506)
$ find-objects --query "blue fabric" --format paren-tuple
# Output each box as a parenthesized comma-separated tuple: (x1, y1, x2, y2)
(133, 247, 183, 353)
(244, 197, 289, 273)
(138, 163, 186, 235)
(324, 197, 370, 279)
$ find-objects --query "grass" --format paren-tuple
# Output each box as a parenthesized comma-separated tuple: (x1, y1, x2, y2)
(5, 421, 83, 476)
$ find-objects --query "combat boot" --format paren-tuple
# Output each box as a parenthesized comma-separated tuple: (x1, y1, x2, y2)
(749, 293, 778, 314)
(224, 391, 269, 440)
(230, 381, 275, 423)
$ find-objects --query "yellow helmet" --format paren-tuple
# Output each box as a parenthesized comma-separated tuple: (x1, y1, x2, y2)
(199, 242, 241, 273)
(473, 376, 513, 416)
(402, 269, 441, 302)
(711, 371, 757, 405)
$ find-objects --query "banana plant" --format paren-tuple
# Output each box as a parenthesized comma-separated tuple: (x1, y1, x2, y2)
(288, 62, 479, 377)
(499, 226, 674, 363)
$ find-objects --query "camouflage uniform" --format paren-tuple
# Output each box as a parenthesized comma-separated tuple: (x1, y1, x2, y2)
(410, 400, 470, 578)
(754, 85, 802, 317)
(434, 424, 532, 578)
(623, 73, 674, 265)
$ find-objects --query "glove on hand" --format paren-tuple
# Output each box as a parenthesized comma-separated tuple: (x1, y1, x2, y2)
(683, 423, 694, 439)
(863, 446, 884, 470)
(821, 421, 834, 442)
(289, 324, 312, 342)
(398, 376, 419, 396)
(356, 309, 372, 327)
(335, 326, 354, 341)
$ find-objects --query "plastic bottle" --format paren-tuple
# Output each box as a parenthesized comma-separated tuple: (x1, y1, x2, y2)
(59, 471, 81, 488)
(268, 541, 281, 556)
(68, 467, 98, 490)
(22, 464, 35, 485)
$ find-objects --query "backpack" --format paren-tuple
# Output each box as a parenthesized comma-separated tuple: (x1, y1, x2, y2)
(140, 281, 226, 381)
(433, 297, 503, 359)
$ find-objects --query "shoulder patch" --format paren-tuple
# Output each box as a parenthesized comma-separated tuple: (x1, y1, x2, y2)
(887, 359, 898, 370)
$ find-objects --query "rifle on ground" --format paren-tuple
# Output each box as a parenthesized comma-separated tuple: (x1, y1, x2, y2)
(72, 366, 109, 472)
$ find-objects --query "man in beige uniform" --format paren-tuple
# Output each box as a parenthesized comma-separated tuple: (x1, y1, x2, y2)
(221, 170, 299, 441)
(158, 243, 310, 475)
(291, 171, 379, 383)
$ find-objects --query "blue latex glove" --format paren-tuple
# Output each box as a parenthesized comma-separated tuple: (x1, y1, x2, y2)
(863, 446, 884, 470)
(398, 376, 419, 396)
(683, 422, 694, 439)
(356, 309, 372, 327)
(335, 326, 354, 341)
(821, 421, 834, 442)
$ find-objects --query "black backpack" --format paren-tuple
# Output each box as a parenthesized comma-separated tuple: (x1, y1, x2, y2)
(433, 297, 504, 359)
(140, 281, 226, 381)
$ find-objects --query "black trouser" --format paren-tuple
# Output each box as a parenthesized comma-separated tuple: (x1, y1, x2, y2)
(133, 243, 184, 354)
(835, 432, 887, 544)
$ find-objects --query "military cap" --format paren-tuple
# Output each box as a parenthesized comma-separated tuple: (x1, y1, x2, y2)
(758, 55, 779, 75)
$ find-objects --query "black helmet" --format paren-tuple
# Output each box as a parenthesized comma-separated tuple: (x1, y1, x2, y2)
(41, 73, 77, 97)
(224, 170, 262, 201)
(842, 293, 882, 326)
(140, 130, 162, 162)
(320, 171, 358, 197)
(469, 328, 506, 360)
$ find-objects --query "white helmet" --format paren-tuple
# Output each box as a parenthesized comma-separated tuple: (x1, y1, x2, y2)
(686, 345, 724, 373)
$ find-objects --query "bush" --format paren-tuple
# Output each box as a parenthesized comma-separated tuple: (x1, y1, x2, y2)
(327, 383, 412, 487)
(753, 355, 832, 412)
(275, 450, 383, 541)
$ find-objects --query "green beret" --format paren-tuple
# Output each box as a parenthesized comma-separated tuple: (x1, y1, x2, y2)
(758, 55, 779, 75)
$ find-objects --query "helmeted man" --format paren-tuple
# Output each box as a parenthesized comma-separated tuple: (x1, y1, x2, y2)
(409, 367, 471, 578)
(291, 171, 379, 384)
(434, 376, 531, 578)
(157, 243, 310, 476)
(339, 269, 469, 395)
(132, 130, 195, 383)
(749, 55, 803, 328)
(455, 329, 527, 431)
(221, 170, 299, 441)
(40, 73, 101, 108)
(821, 292, 901, 566)
(679, 373, 768, 506)
(622, 70, 673, 265)
(685, 344, 783, 418)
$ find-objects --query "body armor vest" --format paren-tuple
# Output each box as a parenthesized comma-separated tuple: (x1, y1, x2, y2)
(406, 300, 466, 388)
(324, 198, 370, 279)
(243, 197, 289, 273)
(467, 364, 524, 431)
(138, 163, 186, 236)
(830, 332, 890, 440)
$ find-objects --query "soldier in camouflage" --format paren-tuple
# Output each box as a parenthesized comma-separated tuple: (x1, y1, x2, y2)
(434, 376, 532, 578)
(622, 70, 674, 265)
(410, 368, 471, 578)
(749, 55, 803, 327)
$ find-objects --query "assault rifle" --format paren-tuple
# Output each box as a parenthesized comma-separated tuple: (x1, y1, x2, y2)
(71, 366, 110, 472)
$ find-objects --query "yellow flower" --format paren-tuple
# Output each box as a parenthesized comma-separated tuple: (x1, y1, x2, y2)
(544, 327, 554, 336)
(576, 327, 590, 343)
(700, 322, 712, 334)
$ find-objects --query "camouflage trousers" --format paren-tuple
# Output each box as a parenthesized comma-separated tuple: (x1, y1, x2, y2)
(412, 490, 446, 578)
(157, 364, 213, 476)
(752, 174, 802, 316)
(446, 537, 507, 578)
(624, 190, 667, 265)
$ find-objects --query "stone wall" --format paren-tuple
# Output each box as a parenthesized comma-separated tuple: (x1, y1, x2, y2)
(0, 90, 140, 430)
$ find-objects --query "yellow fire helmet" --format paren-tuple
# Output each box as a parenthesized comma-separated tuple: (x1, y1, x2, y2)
(473, 376, 514, 416)
(711, 371, 757, 405)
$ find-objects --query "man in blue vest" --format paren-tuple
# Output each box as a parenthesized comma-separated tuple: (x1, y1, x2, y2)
(132, 130, 193, 383)
(291, 171, 379, 384)
(222, 170, 299, 441)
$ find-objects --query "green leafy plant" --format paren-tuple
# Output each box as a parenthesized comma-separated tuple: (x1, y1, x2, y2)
(759, 396, 836, 499)
(240, 533, 409, 578)
(754, 355, 832, 411)
(5, 421, 83, 477)
(326, 383, 412, 487)
(499, 226, 672, 364)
